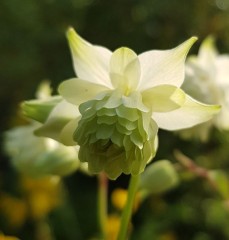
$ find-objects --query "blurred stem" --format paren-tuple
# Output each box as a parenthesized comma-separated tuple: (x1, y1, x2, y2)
(174, 150, 218, 190)
(117, 174, 140, 240)
(98, 172, 108, 239)
(35, 219, 54, 240)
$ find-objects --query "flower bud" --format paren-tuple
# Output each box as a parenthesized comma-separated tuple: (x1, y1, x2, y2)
(139, 160, 179, 196)
(21, 96, 62, 124)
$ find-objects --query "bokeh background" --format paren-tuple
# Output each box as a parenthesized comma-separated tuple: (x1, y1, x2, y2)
(1, 0, 229, 239)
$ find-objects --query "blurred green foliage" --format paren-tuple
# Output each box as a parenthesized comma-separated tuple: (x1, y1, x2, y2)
(1, 0, 229, 239)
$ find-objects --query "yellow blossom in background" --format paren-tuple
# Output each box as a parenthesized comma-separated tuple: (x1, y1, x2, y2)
(111, 188, 140, 212)
(105, 214, 121, 240)
(0, 194, 27, 228)
(21, 176, 63, 220)
(0, 233, 20, 240)
(159, 232, 177, 240)
(0, 175, 63, 230)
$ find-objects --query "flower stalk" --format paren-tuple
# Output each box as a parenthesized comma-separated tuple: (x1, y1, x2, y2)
(97, 172, 108, 238)
(117, 174, 140, 240)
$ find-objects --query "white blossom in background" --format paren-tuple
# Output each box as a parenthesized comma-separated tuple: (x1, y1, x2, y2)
(4, 82, 80, 177)
(4, 122, 80, 177)
(181, 36, 229, 141)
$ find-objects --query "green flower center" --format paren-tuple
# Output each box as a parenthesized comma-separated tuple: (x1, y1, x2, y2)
(74, 90, 158, 179)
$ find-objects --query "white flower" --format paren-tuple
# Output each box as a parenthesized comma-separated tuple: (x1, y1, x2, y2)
(5, 82, 80, 177)
(181, 36, 229, 140)
(23, 29, 220, 179)
(4, 121, 80, 177)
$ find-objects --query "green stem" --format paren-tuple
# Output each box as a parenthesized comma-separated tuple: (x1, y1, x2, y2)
(117, 174, 140, 240)
(98, 172, 108, 239)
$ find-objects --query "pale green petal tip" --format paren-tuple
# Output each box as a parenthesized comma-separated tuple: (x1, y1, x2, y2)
(177, 36, 198, 56)
(21, 97, 62, 124)
(210, 104, 221, 114)
(21, 101, 48, 123)
(66, 27, 88, 50)
(186, 36, 198, 47)
(66, 27, 80, 51)
(35, 81, 52, 99)
(66, 27, 77, 41)
(201, 35, 216, 51)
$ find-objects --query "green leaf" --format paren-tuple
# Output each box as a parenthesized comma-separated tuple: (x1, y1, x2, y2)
(209, 170, 229, 199)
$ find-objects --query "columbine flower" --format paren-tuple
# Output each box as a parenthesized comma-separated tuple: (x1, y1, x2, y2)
(181, 36, 229, 140)
(23, 29, 220, 179)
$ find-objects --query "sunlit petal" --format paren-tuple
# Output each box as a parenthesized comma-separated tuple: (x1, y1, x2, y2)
(58, 78, 110, 105)
(67, 27, 112, 88)
(60, 118, 80, 146)
(215, 56, 229, 86)
(110, 47, 140, 93)
(152, 95, 220, 130)
(142, 84, 186, 112)
(138, 37, 197, 91)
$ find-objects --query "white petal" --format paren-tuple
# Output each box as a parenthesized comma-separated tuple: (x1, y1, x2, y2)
(60, 118, 80, 146)
(215, 56, 229, 86)
(110, 47, 140, 93)
(152, 95, 221, 130)
(215, 102, 229, 130)
(142, 84, 186, 112)
(67, 28, 112, 88)
(58, 78, 110, 105)
(138, 37, 197, 91)
(35, 100, 80, 142)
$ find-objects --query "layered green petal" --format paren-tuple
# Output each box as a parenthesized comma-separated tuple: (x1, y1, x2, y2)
(35, 100, 80, 143)
(110, 47, 140, 94)
(152, 94, 221, 130)
(74, 90, 157, 179)
(21, 96, 62, 123)
(66, 28, 112, 88)
(142, 84, 186, 112)
(58, 78, 110, 105)
(138, 37, 197, 91)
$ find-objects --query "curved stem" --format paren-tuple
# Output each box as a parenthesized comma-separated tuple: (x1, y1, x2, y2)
(117, 174, 140, 240)
(98, 172, 108, 239)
